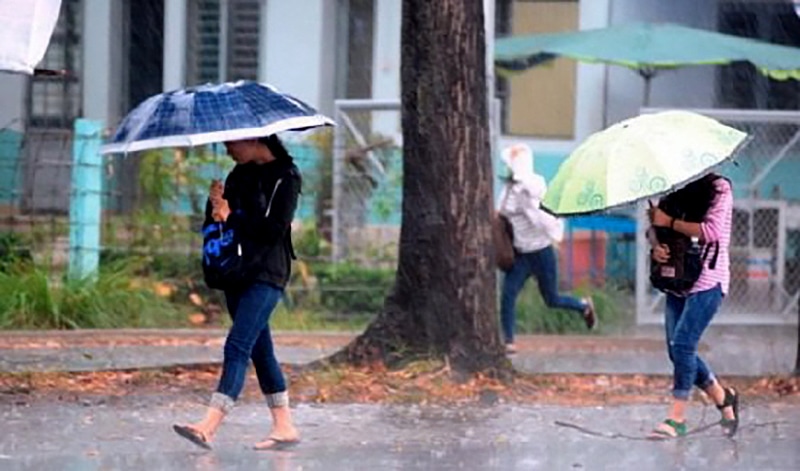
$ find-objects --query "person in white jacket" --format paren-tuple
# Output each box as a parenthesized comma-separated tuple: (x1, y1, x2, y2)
(498, 144, 596, 353)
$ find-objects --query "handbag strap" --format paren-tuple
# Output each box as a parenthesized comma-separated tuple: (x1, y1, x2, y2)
(500, 182, 514, 213)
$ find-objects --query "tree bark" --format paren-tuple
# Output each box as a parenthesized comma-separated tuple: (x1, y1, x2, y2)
(329, 0, 506, 374)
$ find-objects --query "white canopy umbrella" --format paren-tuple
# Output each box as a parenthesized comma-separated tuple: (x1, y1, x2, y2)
(0, 0, 62, 75)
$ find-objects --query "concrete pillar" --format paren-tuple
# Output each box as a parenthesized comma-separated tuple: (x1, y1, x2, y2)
(370, 0, 401, 137)
(574, 0, 611, 140)
(81, 0, 123, 124)
(260, 0, 337, 115)
(0, 75, 26, 130)
(163, 0, 188, 91)
(69, 119, 103, 280)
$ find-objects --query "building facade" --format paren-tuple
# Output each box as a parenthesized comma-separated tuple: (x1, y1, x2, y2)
(1, 0, 798, 213)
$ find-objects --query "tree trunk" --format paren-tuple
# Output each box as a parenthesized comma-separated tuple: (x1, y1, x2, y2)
(330, 0, 506, 374)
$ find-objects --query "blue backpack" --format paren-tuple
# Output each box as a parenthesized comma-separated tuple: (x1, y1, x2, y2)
(201, 177, 285, 290)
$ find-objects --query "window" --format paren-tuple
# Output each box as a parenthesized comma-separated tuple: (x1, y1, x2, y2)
(717, 1, 800, 110)
(334, 0, 374, 134)
(226, 0, 261, 81)
(343, 0, 374, 100)
(186, 0, 222, 84)
(26, 0, 82, 128)
(186, 0, 261, 85)
(497, 0, 578, 139)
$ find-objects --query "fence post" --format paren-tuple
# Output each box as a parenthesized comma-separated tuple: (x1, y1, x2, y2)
(331, 105, 344, 262)
(69, 119, 103, 280)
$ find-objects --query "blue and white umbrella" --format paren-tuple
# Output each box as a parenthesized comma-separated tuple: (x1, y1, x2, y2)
(101, 80, 334, 154)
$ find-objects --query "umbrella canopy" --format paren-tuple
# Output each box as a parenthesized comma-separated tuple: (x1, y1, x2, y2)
(542, 110, 748, 216)
(101, 80, 334, 154)
(495, 22, 800, 104)
(0, 0, 62, 75)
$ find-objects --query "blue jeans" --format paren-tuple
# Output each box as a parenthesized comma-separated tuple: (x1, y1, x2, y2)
(665, 285, 722, 400)
(501, 245, 587, 344)
(216, 281, 286, 401)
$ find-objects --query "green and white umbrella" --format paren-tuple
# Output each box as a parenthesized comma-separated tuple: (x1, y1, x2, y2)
(542, 110, 748, 216)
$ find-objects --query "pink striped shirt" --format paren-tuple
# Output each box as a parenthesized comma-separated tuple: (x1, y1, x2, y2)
(690, 179, 733, 295)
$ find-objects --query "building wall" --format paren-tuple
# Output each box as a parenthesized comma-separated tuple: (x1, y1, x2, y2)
(262, 0, 338, 116)
(506, 1, 579, 139)
(604, 0, 718, 124)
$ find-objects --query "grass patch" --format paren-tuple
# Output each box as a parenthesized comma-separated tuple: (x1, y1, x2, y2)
(248, 303, 370, 332)
(515, 283, 633, 335)
(0, 261, 187, 329)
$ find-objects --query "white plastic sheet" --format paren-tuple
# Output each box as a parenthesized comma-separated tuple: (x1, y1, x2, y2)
(0, 0, 62, 74)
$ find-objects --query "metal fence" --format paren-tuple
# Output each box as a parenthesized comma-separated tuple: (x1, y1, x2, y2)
(331, 99, 403, 264)
(13, 108, 798, 326)
(0, 126, 73, 269)
(636, 108, 800, 325)
(0, 116, 400, 320)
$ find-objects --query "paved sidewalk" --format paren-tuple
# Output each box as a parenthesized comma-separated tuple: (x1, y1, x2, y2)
(0, 325, 795, 376)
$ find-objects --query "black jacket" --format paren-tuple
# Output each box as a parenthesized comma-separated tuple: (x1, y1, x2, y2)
(204, 158, 301, 289)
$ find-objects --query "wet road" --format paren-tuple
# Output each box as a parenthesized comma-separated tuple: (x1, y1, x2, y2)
(1, 397, 797, 470)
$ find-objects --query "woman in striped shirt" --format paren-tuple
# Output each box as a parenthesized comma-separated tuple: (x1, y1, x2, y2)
(647, 173, 740, 439)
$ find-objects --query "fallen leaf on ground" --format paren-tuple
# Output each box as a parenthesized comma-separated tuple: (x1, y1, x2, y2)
(153, 282, 175, 298)
(1, 364, 798, 407)
(189, 293, 203, 306)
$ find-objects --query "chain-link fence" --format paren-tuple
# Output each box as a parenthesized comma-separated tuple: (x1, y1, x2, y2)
(0, 126, 74, 269)
(636, 108, 800, 325)
(331, 99, 402, 264)
(0, 116, 401, 324)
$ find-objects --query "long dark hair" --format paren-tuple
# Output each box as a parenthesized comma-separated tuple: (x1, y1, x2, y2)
(258, 134, 292, 161)
(659, 173, 722, 222)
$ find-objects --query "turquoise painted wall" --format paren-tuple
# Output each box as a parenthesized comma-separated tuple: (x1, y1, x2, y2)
(0, 130, 22, 205)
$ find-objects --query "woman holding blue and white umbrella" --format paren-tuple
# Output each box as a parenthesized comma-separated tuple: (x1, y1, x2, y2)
(173, 134, 302, 450)
(102, 81, 333, 450)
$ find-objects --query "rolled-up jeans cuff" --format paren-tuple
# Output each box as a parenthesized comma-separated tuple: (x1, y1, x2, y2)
(265, 391, 289, 408)
(672, 389, 691, 400)
(699, 375, 716, 391)
(210, 392, 236, 414)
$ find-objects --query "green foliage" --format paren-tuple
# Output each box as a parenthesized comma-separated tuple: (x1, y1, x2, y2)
(269, 303, 371, 332)
(0, 261, 186, 329)
(293, 223, 330, 259)
(137, 147, 233, 214)
(138, 150, 174, 212)
(514, 283, 632, 335)
(0, 232, 32, 270)
(311, 262, 395, 314)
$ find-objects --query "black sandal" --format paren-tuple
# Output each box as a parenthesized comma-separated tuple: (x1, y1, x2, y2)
(717, 387, 740, 437)
(173, 424, 212, 450)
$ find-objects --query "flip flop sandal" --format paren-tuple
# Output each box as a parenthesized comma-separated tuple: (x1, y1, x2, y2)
(253, 436, 301, 451)
(717, 387, 740, 437)
(647, 419, 687, 440)
(173, 424, 212, 450)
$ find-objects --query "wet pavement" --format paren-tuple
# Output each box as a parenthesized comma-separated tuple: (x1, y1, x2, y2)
(0, 344, 334, 373)
(0, 326, 796, 376)
(1, 397, 797, 470)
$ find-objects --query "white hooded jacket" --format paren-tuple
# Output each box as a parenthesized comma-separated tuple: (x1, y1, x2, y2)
(498, 144, 564, 253)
